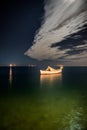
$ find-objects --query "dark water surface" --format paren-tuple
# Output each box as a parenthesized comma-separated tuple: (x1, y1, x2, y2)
(0, 67, 87, 130)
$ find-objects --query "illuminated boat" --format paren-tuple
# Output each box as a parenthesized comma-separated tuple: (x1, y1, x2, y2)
(40, 66, 63, 75)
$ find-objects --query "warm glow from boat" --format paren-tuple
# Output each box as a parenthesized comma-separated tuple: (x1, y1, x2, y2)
(40, 65, 63, 75)
(40, 73, 62, 87)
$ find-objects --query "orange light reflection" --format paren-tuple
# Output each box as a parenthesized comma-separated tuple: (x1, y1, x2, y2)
(40, 73, 62, 88)
(9, 67, 12, 85)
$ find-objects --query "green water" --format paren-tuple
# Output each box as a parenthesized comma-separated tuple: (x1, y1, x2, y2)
(0, 67, 87, 130)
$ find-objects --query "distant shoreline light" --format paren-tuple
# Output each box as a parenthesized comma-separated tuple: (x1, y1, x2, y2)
(9, 64, 16, 67)
(10, 64, 12, 67)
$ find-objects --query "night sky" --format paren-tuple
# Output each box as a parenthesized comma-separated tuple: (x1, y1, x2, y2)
(0, 0, 87, 66)
(0, 0, 44, 66)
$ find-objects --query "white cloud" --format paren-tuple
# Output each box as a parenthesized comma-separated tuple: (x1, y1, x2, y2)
(25, 0, 87, 64)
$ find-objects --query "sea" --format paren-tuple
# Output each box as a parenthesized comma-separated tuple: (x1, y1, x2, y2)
(0, 66, 87, 130)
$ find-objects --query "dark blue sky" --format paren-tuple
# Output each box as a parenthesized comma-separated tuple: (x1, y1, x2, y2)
(0, 0, 44, 65)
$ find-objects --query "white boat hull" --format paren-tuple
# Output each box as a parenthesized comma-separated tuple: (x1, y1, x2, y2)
(40, 69, 62, 75)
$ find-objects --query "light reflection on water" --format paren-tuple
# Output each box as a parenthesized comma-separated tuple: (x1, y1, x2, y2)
(9, 67, 12, 86)
(40, 73, 62, 88)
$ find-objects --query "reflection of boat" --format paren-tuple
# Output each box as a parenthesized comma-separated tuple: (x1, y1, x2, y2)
(40, 73, 62, 88)
(40, 66, 63, 75)
(40, 74, 62, 83)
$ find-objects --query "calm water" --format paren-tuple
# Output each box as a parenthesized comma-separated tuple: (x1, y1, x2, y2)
(0, 67, 87, 130)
